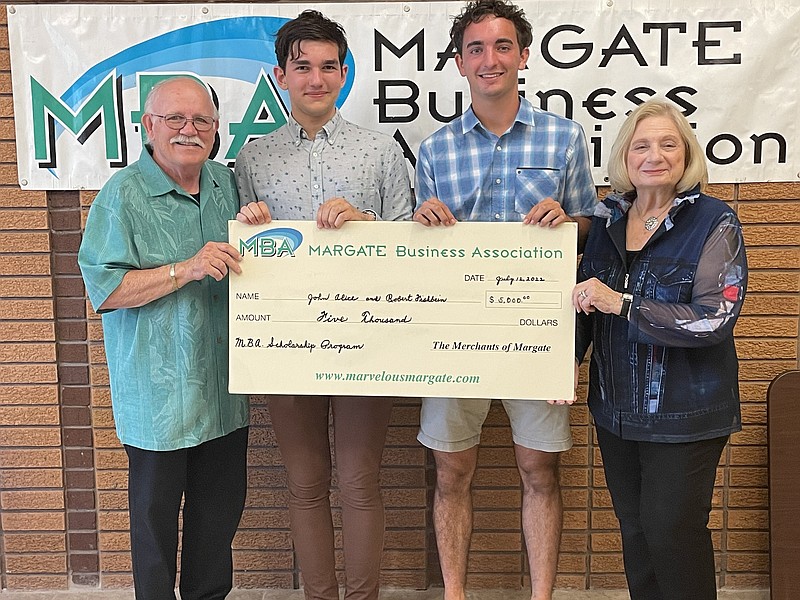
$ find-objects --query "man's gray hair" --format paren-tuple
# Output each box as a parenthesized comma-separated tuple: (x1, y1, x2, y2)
(142, 77, 219, 143)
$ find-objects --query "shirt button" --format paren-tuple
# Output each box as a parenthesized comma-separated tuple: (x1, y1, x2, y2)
(495, 178, 501, 184)
(217, 336, 223, 344)
(313, 152, 318, 157)
(313, 184, 320, 189)
(213, 295, 219, 302)
(496, 146, 502, 151)
(494, 213, 501, 220)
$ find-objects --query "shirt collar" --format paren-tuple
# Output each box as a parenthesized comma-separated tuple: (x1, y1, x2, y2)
(460, 96, 534, 136)
(598, 185, 702, 228)
(287, 110, 344, 146)
(139, 145, 218, 201)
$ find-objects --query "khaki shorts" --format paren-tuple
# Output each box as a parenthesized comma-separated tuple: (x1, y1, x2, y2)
(417, 397, 572, 453)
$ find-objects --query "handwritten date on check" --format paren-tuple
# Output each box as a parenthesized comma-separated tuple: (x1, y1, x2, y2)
(228, 220, 577, 400)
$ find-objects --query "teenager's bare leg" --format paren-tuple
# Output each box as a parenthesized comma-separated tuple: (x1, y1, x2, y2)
(432, 447, 479, 600)
(515, 445, 562, 600)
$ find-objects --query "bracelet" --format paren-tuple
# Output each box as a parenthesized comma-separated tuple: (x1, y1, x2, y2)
(169, 263, 179, 291)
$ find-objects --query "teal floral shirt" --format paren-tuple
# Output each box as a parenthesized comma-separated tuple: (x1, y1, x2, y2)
(78, 148, 248, 451)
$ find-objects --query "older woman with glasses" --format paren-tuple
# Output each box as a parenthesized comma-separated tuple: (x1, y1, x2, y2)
(572, 99, 747, 600)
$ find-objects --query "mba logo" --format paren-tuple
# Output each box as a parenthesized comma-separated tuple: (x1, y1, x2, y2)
(240, 228, 304, 258)
(24, 16, 355, 184)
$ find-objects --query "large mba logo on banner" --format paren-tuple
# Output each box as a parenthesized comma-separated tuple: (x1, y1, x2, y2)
(26, 17, 355, 184)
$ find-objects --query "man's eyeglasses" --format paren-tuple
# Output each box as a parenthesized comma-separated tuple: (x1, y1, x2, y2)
(150, 113, 216, 132)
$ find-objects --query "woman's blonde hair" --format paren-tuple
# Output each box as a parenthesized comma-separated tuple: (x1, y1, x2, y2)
(607, 99, 708, 195)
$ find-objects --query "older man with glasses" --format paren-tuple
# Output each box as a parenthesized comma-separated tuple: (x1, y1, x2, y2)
(78, 76, 249, 600)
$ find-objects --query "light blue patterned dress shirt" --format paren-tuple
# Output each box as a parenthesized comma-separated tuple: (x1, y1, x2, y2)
(234, 111, 413, 221)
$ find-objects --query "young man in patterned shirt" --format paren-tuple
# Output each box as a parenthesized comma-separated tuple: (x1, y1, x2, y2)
(234, 10, 413, 600)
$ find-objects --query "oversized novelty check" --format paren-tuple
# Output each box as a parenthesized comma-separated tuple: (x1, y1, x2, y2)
(228, 220, 577, 400)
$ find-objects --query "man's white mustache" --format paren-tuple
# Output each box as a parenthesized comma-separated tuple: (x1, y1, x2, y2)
(170, 134, 206, 148)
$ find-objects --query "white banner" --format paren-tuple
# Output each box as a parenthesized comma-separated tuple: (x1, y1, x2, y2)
(8, 2, 800, 189)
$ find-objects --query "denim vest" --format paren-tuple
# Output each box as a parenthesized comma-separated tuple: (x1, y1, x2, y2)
(576, 189, 745, 442)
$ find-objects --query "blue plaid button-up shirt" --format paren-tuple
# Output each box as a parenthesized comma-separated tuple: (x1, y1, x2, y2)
(415, 97, 596, 222)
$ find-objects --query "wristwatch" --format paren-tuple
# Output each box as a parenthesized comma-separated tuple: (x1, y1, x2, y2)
(620, 293, 633, 319)
(362, 209, 378, 221)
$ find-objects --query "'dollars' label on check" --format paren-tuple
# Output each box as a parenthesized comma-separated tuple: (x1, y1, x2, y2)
(228, 220, 576, 400)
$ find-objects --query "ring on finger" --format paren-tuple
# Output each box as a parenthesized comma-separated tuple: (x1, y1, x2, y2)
(579, 290, 587, 299)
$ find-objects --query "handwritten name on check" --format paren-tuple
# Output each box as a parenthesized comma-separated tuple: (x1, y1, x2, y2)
(229, 220, 577, 400)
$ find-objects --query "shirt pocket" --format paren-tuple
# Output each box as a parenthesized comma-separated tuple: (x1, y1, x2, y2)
(579, 255, 617, 286)
(643, 262, 696, 303)
(335, 182, 381, 213)
(514, 167, 562, 216)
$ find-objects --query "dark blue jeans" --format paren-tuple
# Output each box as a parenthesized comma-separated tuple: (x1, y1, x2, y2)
(596, 425, 728, 600)
(125, 426, 249, 600)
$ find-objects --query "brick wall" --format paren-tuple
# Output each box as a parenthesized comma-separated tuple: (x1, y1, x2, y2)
(1, 0, 798, 592)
